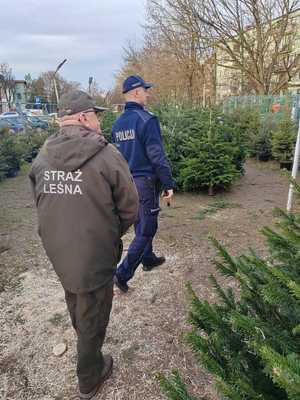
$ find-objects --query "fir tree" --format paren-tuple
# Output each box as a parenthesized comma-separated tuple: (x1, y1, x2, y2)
(0, 132, 21, 179)
(156, 105, 247, 192)
(156, 370, 200, 400)
(101, 111, 118, 142)
(158, 189, 300, 399)
(178, 109, 244, 193)
(271, 113, 297, 163)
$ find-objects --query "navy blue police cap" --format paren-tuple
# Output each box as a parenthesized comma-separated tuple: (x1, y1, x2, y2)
(122, 75, 153, 94)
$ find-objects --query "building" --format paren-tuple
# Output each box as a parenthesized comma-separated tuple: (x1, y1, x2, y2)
(0, 80, 27, 113)
(214, 8, 300, 101)
(13, 80, 27, 106)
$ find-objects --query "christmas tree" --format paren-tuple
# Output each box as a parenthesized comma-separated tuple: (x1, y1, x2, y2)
(158, 186, 300, 399)
(271, 112, 297, 163)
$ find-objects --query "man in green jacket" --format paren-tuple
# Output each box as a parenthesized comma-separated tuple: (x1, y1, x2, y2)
(29, 90, 139, 399)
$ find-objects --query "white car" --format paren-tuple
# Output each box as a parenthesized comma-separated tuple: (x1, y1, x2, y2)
(0, 111, 19, 118)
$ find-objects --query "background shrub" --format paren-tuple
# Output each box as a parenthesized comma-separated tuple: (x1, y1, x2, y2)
(157, 105, 247, 192)
(0, 129, 51, 182)
(3, 104, 292, 190)
(101, 111, 118, 142)
(0, 131, 22, 180)
(271, 113, 297, 162)
(228, 107, 297, 163)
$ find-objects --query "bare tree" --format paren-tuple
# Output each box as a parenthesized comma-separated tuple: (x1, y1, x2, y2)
(0, 63, 15, 108)
(112, 4, 216, 105)
(112, 41, 199, 105)
(32, 72, 80, 103)
(176, 0, 300, 94)
(147, 0, 300, 96)
(87, 79, 108, 106)
(122, 40, 144, 72)
(146, 0, 213, 103)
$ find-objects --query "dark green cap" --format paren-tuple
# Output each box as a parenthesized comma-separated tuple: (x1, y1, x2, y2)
(58, 90, 108, 117)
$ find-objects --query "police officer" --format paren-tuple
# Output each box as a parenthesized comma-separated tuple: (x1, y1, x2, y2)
(112, 75, 174, 293)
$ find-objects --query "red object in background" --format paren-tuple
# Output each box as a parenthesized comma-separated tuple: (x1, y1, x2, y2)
(271, 103, 281, 113)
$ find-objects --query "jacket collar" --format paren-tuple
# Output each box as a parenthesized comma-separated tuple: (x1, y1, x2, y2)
(60, 124, 101, 138)
(125, 102, 144, 111)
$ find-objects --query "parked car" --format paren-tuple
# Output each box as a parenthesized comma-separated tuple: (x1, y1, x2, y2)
(0, 116, 25, 133)
(25, 108, 44, 116)
(38, 115, 51, 122)
(2, 111, 18, 116)
(0, 111, 19, 117)
(27, 116, 49, 130)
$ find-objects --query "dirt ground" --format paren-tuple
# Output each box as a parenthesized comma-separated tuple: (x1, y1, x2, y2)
(0, 159, 291, 400)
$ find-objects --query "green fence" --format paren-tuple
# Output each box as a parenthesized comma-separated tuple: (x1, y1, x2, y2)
(222, 94, 300, 121)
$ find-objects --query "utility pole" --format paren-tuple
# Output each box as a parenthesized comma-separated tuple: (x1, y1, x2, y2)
(88, 77, 93, 95)
(0, 74, 4, 114)
(53, 59, 67, 105)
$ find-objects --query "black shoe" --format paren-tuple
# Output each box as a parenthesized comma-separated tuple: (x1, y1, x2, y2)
(113, 275, 129, 293)
(79, 354, 113, 399)
(142, 256, 166, 271)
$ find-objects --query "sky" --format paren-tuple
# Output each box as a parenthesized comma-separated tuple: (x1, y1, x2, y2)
(0, 0, 146, 91)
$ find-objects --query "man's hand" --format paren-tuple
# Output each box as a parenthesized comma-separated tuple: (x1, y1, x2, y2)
(162, 189, 174, 206)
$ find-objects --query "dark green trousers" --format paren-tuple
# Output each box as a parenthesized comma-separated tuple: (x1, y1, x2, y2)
(64, 282, 114, 393)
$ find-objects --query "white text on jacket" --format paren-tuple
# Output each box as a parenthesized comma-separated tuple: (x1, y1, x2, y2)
(43, 170, 83, 195)
(115, 129, 135, 141)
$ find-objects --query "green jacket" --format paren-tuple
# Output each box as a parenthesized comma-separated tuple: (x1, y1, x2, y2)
(29, 125, 138, 293)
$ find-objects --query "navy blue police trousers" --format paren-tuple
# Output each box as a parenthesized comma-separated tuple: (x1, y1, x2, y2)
(116, 176, 160, 283)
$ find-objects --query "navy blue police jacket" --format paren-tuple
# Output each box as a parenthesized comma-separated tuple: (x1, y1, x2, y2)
(112, 102, 174, 190)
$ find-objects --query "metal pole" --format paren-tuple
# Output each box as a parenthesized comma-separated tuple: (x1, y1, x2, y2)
(88, 77, 93, 95)
(53, 78, 59, 104)
(0, 74, 4, 114)
(291, 98, 296, 121)
(287, 112, 300, 211)
(53, 59, 67, 105)
(55, 59, 67, 75)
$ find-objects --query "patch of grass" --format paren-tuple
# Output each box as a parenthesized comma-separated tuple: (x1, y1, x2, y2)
(0, 162, 31, 188)
(0, 267, 26, 294)
(121, 343, 140, 365)
(0, 209, 25, 232)
(194, 200, 241, 221)
(49, 312, 68, 327)
(15, 313, 26, 325)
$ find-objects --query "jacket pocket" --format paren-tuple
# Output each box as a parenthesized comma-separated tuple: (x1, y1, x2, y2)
(141, 207, 160, 237)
